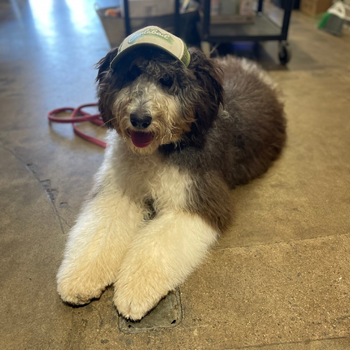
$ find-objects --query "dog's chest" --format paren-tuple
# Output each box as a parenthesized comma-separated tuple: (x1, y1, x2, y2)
(116, 149, 192, 212)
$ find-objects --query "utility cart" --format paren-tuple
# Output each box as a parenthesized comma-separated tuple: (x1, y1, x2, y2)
(199, 0, 293, 64)
(98, 0, 292, 64)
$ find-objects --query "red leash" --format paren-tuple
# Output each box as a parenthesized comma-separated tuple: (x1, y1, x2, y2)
(47, 103, 107, 148)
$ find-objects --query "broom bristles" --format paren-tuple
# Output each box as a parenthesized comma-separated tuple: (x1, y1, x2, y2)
(320, 13, 344, 36)
(318, 1, 345, 36)
(318, 12, 332, 29)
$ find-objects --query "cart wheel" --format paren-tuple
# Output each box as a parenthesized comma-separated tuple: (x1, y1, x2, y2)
(278, 41, 291, 65)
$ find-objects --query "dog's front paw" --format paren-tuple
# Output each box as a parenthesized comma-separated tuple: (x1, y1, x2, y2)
(114, 268, 170, 320)
(57, 262, 106, 305)
(57, 278, 105, 305)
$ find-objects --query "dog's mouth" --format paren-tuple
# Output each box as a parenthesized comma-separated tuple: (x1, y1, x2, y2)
(130, 131, 153, 148)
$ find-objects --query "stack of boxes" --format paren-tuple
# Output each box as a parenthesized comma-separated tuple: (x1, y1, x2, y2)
(210, 0, 255, 23)
(300, 0, 332, 16)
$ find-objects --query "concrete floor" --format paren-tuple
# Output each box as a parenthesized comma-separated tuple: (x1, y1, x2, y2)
(1, 1, 350, 349)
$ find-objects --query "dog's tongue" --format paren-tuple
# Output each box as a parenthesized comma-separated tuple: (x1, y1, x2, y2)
(131, 131, 153, 148)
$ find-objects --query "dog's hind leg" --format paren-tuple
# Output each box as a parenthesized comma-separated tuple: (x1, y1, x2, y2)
(57, 157, 143, 306)
(114, 211, 218, 320)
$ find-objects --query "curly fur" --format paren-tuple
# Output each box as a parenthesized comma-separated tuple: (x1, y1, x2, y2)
(57, 46, 286, 320)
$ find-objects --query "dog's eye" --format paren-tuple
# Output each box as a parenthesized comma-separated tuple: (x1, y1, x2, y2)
(160, 75, 173, 88)
(127, 65, 141, 81)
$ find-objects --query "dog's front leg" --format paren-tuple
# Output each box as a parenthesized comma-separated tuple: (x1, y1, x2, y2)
(114, 211, 218, 320)
(57, 165, 143, 305)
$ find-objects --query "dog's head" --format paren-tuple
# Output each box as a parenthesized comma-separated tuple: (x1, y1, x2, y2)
(96, 46, 223, 155)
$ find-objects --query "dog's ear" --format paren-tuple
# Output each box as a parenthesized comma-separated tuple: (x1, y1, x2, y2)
(185, 48, 224, 146)
(95, 47, 119, 129)
(188, 48, 223, 107)
(95, 47, 119, 84)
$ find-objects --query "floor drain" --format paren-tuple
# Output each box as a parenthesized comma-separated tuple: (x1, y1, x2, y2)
(118, 288, 182, 333)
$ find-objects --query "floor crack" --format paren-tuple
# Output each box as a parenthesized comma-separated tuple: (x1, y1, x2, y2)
(0, 142, 71, 234)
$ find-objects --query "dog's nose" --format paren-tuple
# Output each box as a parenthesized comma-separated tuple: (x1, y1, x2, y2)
(130, 113, 152, 130)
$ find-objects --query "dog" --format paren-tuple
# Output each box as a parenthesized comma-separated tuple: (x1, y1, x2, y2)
(57, 43, 286, 321)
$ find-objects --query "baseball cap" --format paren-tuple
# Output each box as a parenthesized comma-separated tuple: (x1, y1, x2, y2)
(110, 26, 191, 69)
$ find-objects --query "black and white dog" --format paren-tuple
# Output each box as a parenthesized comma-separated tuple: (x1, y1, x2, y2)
(57, 44, 286, 320)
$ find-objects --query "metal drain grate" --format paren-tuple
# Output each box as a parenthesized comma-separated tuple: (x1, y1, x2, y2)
(118, 289, 182, 333)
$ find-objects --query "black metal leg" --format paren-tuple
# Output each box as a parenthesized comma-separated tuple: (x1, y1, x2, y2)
(123, 0, 131, 36)
(203, 0, 210, 41)
(257, 0, 264, 13)
(175, 0, 180, 36)
(281, 0, 293, 40)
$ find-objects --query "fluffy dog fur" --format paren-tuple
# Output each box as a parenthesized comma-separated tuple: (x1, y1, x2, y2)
(57, 47, 286, 320)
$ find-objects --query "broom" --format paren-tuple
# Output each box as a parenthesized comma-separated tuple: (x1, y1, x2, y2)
(318, 1, 347, 36)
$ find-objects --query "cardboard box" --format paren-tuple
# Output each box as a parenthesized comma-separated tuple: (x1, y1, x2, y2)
(300, 0, 332, 16)
(121, 0, 174, 18)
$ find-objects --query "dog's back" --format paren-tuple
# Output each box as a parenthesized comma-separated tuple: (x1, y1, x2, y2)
(217, 56, 286, 187)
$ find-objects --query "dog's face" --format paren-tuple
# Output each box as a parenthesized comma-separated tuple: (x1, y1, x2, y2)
(96, 47, 223, 155)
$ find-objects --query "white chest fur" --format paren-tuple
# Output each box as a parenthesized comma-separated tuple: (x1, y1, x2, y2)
(102, 131, 192, 213)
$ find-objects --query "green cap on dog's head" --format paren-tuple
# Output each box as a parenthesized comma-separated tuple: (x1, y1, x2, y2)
(110, 26, 191, 69)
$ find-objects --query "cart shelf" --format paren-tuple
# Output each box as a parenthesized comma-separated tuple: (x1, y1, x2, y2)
(199, 0, 293, 64)
(201, 13, 283, 42)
